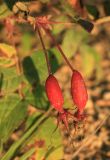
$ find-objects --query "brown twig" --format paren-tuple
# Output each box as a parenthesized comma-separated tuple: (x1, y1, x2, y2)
(35, 24, 51, 75)
(95, 16, 110, 25)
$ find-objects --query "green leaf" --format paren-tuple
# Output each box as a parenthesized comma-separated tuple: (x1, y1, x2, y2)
(62, 29, 89, 58)
(21, 33, 32, 51)
(0, 43, 16, 57)
(48, 48, 62, 72)
(25, 112, 42, 130)
(25, 85, 49, 110)
(0, 94, 27, 144)
(0, 45, 63, 158)
(0, 67, 23, 94)
(33, 118, 63, 160)
(80, 44, 101, 77)
(0, 3, 11, 19)
(47, 146, 63, 160)
(23, 51, 48, 84)
(0, 43, 16, 67)
(52, 16, 68, 35)
(22, 53, 49, 109)
(20, 33, 33, 58)
(1, 109, 51, 160)
(19, 148, 36, 160)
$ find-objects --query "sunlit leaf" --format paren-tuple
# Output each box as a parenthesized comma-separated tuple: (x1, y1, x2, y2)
(34, 118, 63, 160)
(0, 67, 23, 93)
(1, 110, 50, 160)
(52, 16, 68, 35)
(20, 33, 32, 58)
(0, 3, 11, 19)
(0, 94, 27, 144)
(80, 44, 101, 77)
(0, 43, 17, 68)
(62, 29, 89, 58)
(19, 148, 36, 160)
(0, 43, 16, 58)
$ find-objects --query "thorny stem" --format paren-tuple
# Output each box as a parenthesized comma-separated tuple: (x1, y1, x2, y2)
(36, 24, 51, 75)
(43, 27, 75, 72)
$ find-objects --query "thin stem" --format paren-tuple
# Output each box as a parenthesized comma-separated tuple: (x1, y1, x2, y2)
(36, 24, 51, 75)
(43, 27, 75, 72)
(48, 20, 73, 25)
(95, 16, 110, 25)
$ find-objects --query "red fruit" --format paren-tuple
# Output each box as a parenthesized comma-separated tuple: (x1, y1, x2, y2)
(71, 70, 88, 115)
(45, 74, 64, 113)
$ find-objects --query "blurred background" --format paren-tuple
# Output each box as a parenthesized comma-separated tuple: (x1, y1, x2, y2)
(0, 0, 110, 160)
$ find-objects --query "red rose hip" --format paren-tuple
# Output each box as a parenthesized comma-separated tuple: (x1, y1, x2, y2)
(71, 70, 88, 115)
(45, 74, 64, 113)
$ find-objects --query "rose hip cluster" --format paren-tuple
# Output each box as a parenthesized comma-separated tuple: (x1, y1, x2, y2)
(45, 70, 88, 131)
(34, 16, 88, 131)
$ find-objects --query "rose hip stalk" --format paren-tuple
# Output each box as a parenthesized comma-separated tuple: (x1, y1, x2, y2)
(36, 22, 51, 75)
(71, 70, 88, 119)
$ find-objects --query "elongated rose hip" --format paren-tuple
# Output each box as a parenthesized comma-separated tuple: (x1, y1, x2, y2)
(45, 74, 64, 113)
(71, 70, 88, 115)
